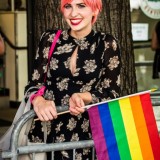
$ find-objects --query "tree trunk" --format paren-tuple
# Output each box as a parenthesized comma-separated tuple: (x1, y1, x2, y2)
(98, 0, 137, 95)
(32, 0, 137, 95)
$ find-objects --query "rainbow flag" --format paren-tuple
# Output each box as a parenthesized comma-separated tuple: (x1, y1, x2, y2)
(88, 92, 160, 160)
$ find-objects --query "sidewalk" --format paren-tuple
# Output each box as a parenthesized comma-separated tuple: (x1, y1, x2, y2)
(0, 107, 17, 138)
(0, 107, 17, 160)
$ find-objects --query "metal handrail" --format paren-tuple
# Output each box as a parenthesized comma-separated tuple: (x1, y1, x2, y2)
(150, 90, 160, 96)
(0, 27, 28, 100)
(0, 28, 27, 50)
(133, 39, 151, 43)
(2, 94, 160, 159)
(133, 39, 151, 49)
(135, 60, 153, 66)
(134, 44, 151, 49)
(2, 106, 94, 160)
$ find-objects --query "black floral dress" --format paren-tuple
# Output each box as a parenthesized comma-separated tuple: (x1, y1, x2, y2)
(25, 29, 121, 160)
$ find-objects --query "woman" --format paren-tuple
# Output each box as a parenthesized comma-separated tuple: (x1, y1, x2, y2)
(25, 0, 121, 159)
(151, 21, 160, 79)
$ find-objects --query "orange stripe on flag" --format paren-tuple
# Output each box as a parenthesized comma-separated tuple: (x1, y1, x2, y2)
(130, 95, 154, 160)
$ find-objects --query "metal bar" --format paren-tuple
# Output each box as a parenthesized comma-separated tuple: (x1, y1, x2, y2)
(2, 94, 160, 159)
(133, 39, 151, 43)
(135, 61, 153, 67)
(11, 0, 14, 12)
(18, 140, 93, 154)
(26, 0, 34, 79)
(150, 91, 160, 106)
(1, 106, 67, 159)
(2, 140, 94, 158)
(0, 28, 27, 50)
(92, 147, 95, 160)
(133, 44, 151, 49)
(150, 90, 160, 96)
(152, 100, 160, 106)
(32, 153, 35, 160)
(51, 151, 54, 160)
(73, 149, 76, 160)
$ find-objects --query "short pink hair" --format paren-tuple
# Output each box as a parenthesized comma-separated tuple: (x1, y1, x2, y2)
(60, 0, 102, 24)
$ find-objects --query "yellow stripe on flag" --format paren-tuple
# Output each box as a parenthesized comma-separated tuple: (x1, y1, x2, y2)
(130, 96, 154, 160)
(119, 98, 143, 160)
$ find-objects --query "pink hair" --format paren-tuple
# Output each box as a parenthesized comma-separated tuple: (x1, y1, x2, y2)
(60, 0, 102, 24)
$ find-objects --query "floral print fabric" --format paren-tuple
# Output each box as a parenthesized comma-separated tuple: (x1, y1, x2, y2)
(25, 29, 121, 160)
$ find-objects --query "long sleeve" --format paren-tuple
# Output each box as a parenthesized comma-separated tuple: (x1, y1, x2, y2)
(90, 35, 121, 103)
(24, 30, 56, 96)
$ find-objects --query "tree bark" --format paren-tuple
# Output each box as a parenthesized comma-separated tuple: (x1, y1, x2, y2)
(32, 0, 137, 95)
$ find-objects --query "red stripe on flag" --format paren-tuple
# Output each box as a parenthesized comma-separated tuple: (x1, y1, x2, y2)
(140, 93, 160, 160)
(130, 95, 154, 159)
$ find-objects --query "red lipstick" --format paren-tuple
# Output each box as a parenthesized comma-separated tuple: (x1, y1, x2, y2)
(70, 19, 82, 25)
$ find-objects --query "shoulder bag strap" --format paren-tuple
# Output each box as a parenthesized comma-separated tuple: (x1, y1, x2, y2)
(30, 30, 62, 102)
(44, 30, 62, 82)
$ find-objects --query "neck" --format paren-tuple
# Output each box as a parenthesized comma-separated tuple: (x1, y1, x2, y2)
(70, 27, 92, 39)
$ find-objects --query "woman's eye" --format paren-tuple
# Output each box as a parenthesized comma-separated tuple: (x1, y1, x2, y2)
(64, 4, 71, 9)
(77, 4, 86, 8)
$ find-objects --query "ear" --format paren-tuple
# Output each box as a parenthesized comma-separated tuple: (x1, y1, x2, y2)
(93, 9, 99, 17)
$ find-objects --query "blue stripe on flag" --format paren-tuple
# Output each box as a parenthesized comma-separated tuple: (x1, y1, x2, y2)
(98, 103, 120, 160)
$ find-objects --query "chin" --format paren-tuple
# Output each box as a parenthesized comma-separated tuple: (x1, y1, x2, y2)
(70, 26, 84, 32)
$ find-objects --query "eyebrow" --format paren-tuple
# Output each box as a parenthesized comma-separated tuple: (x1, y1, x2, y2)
(76, 3, 86, 5)
(64, 2, 86, 7)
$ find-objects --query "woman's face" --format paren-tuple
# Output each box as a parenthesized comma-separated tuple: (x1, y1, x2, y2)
(63, 0, 94, 33)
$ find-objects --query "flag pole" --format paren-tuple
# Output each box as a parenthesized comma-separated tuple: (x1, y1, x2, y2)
(34, 89, 157, 121)
(84, 88, 157, 110)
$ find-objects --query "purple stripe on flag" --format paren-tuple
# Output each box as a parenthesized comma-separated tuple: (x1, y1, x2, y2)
(88, 105, 109, 160)
(98, 103, 120, 160)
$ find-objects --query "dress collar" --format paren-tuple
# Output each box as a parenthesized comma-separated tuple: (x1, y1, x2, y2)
(66, 29, 95, 44)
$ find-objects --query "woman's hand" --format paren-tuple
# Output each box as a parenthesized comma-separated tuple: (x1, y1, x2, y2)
(32, 96, 57, 121)
(69, 93, 85, 116)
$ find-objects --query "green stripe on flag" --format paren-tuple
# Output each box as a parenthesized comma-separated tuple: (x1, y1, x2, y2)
(108, 100, 132, 160)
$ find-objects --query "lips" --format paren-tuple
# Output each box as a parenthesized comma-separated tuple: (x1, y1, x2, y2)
(70, 19, 82, 25)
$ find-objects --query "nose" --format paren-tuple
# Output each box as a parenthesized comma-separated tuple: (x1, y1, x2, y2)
(70, 7, 78, 17)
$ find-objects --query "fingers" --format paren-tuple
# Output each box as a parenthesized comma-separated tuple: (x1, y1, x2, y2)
(34, 100, 57, 121)
(69, 106, 80, 116)
(70, 107, 85, 116)
(69, 94, 85, 116)
(49, 101, 58, 119)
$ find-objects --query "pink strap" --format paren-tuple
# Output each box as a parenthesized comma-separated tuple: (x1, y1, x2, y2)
(44, 30, 62, 82)
(48, 30, 62, 64)
(30, 30, 62, 103)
